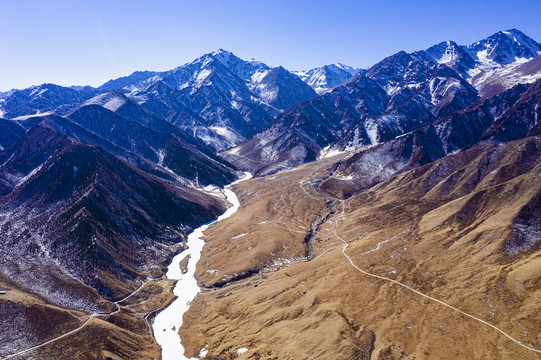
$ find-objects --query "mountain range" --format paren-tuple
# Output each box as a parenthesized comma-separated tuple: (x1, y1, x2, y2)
(1, 28, 541, 359)
(224, 28, 541, 175)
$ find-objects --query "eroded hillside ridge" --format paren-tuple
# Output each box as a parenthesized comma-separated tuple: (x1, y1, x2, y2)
(0, 124, 231, 357)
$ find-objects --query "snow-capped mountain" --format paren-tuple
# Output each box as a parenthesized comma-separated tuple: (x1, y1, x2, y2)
(224, 29, 541, 175)
(98, 49, 319, 151)
(152, 49, 270, 92)
(129, 49, 317, 151)
(206, 49, 270, 82)
(224, 51, 478, 175)
(294, 63, 362, 94)
(417, 29, 541, 78)
(466, 29, 541, 70)
(0, 49, 318, 152)
(415, 29, 541, 97)
(0, 83, 97, 119)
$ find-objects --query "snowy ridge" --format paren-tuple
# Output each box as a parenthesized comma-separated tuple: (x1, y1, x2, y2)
(294, 63, 361, 94)
(419, 29, 541, 81)
(211, 49, 269, 82)
(466, 29, 541, 68)
(123, 49, 315, 151)
(471, 56, 541, 98)
(82, 92, 128, 111)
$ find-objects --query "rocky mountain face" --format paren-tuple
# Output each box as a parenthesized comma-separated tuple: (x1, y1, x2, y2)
(222, 76, 389, 174)
(294, 63, 362, 94)
(8, 96, 238, 187)
(224, 30, 541, 176)
(416, 29, 541, 97)
(65, 94, 238, 187)
(0, 124, 225, 299)
(0, 119, 25, 150)
(416, 40, 476, 79)
(0, 50, 319, 152)
(481, 78, 541, 142)
(0, 123, 228, 357)
(224, 51, 478, 175)
(319, 79, 540, 198)
(471, 55, 541, 98)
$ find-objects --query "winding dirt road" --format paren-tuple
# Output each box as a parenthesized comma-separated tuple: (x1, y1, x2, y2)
(330, 201, 541, 355)
(2, 278, 159, 359)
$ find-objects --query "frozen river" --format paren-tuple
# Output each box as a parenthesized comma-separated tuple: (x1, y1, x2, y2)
(152, 174, 250, 360)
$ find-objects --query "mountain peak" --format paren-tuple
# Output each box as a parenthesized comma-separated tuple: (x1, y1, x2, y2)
(502, 28, 526, 36)
(420, 40, 472, 68)
(293, 63, 362, 94)
(212, 48, 232, 55)
(210, 48, 235, 61)
(467, 28, 541, 66)
(189, 49, 270, 83)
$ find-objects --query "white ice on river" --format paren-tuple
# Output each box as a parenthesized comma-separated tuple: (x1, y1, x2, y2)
(152, 173, 251, 360)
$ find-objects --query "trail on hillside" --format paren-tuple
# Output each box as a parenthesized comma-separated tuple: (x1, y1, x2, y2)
(2, 278, 157, 359)
(329, 200, 541, 355)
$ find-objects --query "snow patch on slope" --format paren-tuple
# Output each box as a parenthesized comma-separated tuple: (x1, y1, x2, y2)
(84, 93, 128, 111)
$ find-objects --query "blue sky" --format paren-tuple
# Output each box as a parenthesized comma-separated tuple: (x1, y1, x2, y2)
(0, 0, 540, 91)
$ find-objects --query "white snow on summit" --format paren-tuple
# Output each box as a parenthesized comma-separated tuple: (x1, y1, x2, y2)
(294, 63, 361, 94)
(465, 29, 541, 76)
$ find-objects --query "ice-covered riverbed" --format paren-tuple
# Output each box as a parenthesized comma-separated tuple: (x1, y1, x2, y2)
(152, 173, 251, 360)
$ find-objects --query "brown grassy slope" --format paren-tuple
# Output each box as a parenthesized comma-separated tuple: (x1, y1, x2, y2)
(0, 278, 175, 360)
(182, 136, 541, 359)
(196, 156, 340, 288)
